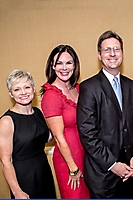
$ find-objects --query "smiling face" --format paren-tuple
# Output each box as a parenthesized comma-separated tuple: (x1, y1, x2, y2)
(53, 52, 75, 83)
(9, 78, 35, 106)
(98, 38, 123, 75)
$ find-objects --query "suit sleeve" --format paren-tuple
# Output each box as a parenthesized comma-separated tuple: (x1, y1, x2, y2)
(77, 82, 117, 172)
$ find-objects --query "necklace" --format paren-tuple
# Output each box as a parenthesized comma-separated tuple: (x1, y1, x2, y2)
(13, 106, 34, 115)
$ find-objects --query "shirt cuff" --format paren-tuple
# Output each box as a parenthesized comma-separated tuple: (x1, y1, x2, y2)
(108, 162, 117, 171)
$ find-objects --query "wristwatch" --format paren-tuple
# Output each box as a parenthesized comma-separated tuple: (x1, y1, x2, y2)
(69, 168, 79, 176)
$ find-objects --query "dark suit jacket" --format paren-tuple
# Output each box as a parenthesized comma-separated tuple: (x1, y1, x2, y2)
(77, 70, 133, 197)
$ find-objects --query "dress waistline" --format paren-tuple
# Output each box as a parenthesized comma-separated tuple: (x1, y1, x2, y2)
(12, 149, 45, 162)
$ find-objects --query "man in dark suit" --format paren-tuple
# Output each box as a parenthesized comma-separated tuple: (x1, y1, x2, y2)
(77, 30, 133, 198)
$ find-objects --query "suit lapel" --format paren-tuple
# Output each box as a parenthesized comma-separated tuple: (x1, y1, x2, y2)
(121, 76, 129, 123)
(98, 70, 122, 118)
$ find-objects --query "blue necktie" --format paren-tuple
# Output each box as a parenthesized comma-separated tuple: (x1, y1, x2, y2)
(112, 76, 122, 110)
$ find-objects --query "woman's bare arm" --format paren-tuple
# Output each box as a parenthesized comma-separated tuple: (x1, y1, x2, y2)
(0, 116, 29, 199)
(46, 116, 83, 190)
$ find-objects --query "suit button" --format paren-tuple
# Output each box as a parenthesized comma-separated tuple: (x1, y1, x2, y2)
(124, 146, 127, 152)
(124, 128, 127, 132)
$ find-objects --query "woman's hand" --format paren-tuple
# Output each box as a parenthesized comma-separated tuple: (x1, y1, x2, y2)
(14, 190, 30, 199)
(67, 169, 83, 190)
(46, 116, 83, 190)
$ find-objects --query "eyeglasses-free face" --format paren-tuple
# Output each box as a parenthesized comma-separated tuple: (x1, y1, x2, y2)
(52, 52, 75, 83)
(98, 38, 123, 75)
(9, 79, 35, 106)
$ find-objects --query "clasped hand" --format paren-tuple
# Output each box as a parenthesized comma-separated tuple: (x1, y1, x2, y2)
(67, 169, 83, 190)
(111, 161, 133, 182)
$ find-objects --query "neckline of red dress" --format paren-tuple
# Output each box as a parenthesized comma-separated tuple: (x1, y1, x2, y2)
(43, 83, 79, 107)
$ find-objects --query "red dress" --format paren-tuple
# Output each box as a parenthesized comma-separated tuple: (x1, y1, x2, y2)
(41, 83, 90, 198)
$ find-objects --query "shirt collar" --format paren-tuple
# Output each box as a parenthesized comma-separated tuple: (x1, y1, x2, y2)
(102, 68, 120, 85)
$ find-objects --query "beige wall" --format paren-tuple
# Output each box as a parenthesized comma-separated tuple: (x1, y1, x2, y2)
(0, 0, 133, 198)
(1, 0, 133, 116)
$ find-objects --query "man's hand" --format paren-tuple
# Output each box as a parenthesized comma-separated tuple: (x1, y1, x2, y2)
(123, 157, 133, 182)
(110, 162, 131, 180)
(130, 157, 133, 168)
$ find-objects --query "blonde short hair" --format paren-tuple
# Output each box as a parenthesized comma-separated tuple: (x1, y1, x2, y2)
(6, 69, 35, 92)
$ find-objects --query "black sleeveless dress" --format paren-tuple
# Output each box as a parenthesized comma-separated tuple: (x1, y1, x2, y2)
(3, 107, 56, 199)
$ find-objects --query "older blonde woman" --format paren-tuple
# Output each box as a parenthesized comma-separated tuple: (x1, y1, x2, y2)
(0, 70, 56, 199)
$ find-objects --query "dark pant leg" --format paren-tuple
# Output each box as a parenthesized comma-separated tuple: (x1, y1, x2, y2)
(114, 177, 133, 198)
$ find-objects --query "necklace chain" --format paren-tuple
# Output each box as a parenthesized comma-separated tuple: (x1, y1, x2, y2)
(13, 106, 33, 115)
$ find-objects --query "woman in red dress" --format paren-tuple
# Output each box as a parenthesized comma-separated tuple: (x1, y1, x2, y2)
(41, 45, 90, 198)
